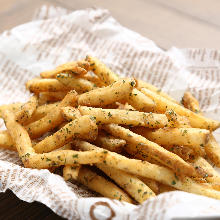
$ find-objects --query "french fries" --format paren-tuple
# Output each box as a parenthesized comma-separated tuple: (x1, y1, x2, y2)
(182, 92, 201, 114)
(33, 115, 98, 153)
(15, 95, 38, 125)
(96, 163, 156, 203)
(78, 78, 136, 106)
(61, 106, 81, 121)
(26, 150, 105, 169)
(205, 134, 220, 167)
(25, 90, 78, 139)
(0, 102, 23, 118)
(132, 127, 209, 155)
(57, 73, 97, 93)
(40, 60, 89, 78)
(64, 165, 132, 203)
(141, 88, 220, 130)
(1, 56, 220, 204)
(78, 106, 168, 128)
(86, 56, 118, 85)
(0, 131, 16, 151)
(63, 165, 81, 181)
(73, 141, 220, 200)
(103, 124, 198, 177)
(26, 78, 70, 93)
(136, 79, 177, 103)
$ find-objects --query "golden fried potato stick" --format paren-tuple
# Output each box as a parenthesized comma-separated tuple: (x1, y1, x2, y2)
(97, 163, 156, 203)
(73, 141, 220, 200)
(15, 95, 38, 125)
(128, 89, 155, 112)
(141, 88, 220, 130)
(26, 78, 70, 93)
(78, 78, 136, 107)
(61, 106, 81, 121)
(103, 124, 198, 177)
(26, 150, 105, 169)
(57, 73, 97, 93)
(136, 79, 177, 103)
(78, 106, 168, 128)
(138, 177, 159, 194)
(182, 92, 201, 114)
(40, 60, 90, 78)
(63, 165, 132, 203)
(2, 110, 35, 162)
(33, 115, 98, 153)
(63, 165, 81, 180)
(0, 130, 16, 151)
(2, 109, 106, 169)
(86, 56, 118, 85)
(94, 131, 126, 153)
(132, 127, 209, 156)
(25, 90, 78, 139)
(0, 102, 23, 118)
(205, 134, 220, 168)
(192, 157, 220, 187)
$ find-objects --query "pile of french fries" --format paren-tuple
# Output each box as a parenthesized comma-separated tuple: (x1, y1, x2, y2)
(1, 56, 220, 204)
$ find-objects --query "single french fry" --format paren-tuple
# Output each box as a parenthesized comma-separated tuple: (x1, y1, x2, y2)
(128, 89, 155, 112)
(94, 131, 126, 153)
(61, 106, 81, 121)
(40, 60, 89, 78)
(182, 92, 201, 114)
(26, 150, 106, 169)
(132, 127, 209, 156)
(25, 90, 78, 139)
(63, 165, 81, 181)
(136, 79, 178, 103)
(73, 141, 220, 200)
(0, 103, 23, 118)
(0, 130, 16, 151)
(2, 110, 35, 163)
(78, 78, 136, 107)
(138, 177, 159, 194)
(86, 56, 118, 85)
(97, 163, 156, 203)
(205, 134, 220, 167)
(72, 166, 132, 203)
(57, 73, 97, 93)
(78, 106, 168, 128)
(33, 115, 98, 153)
(141, 88, 220, 130)
(103, 124, 198, 177)
(15, 95, 38, 125)
(26, 78, 70, 93)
